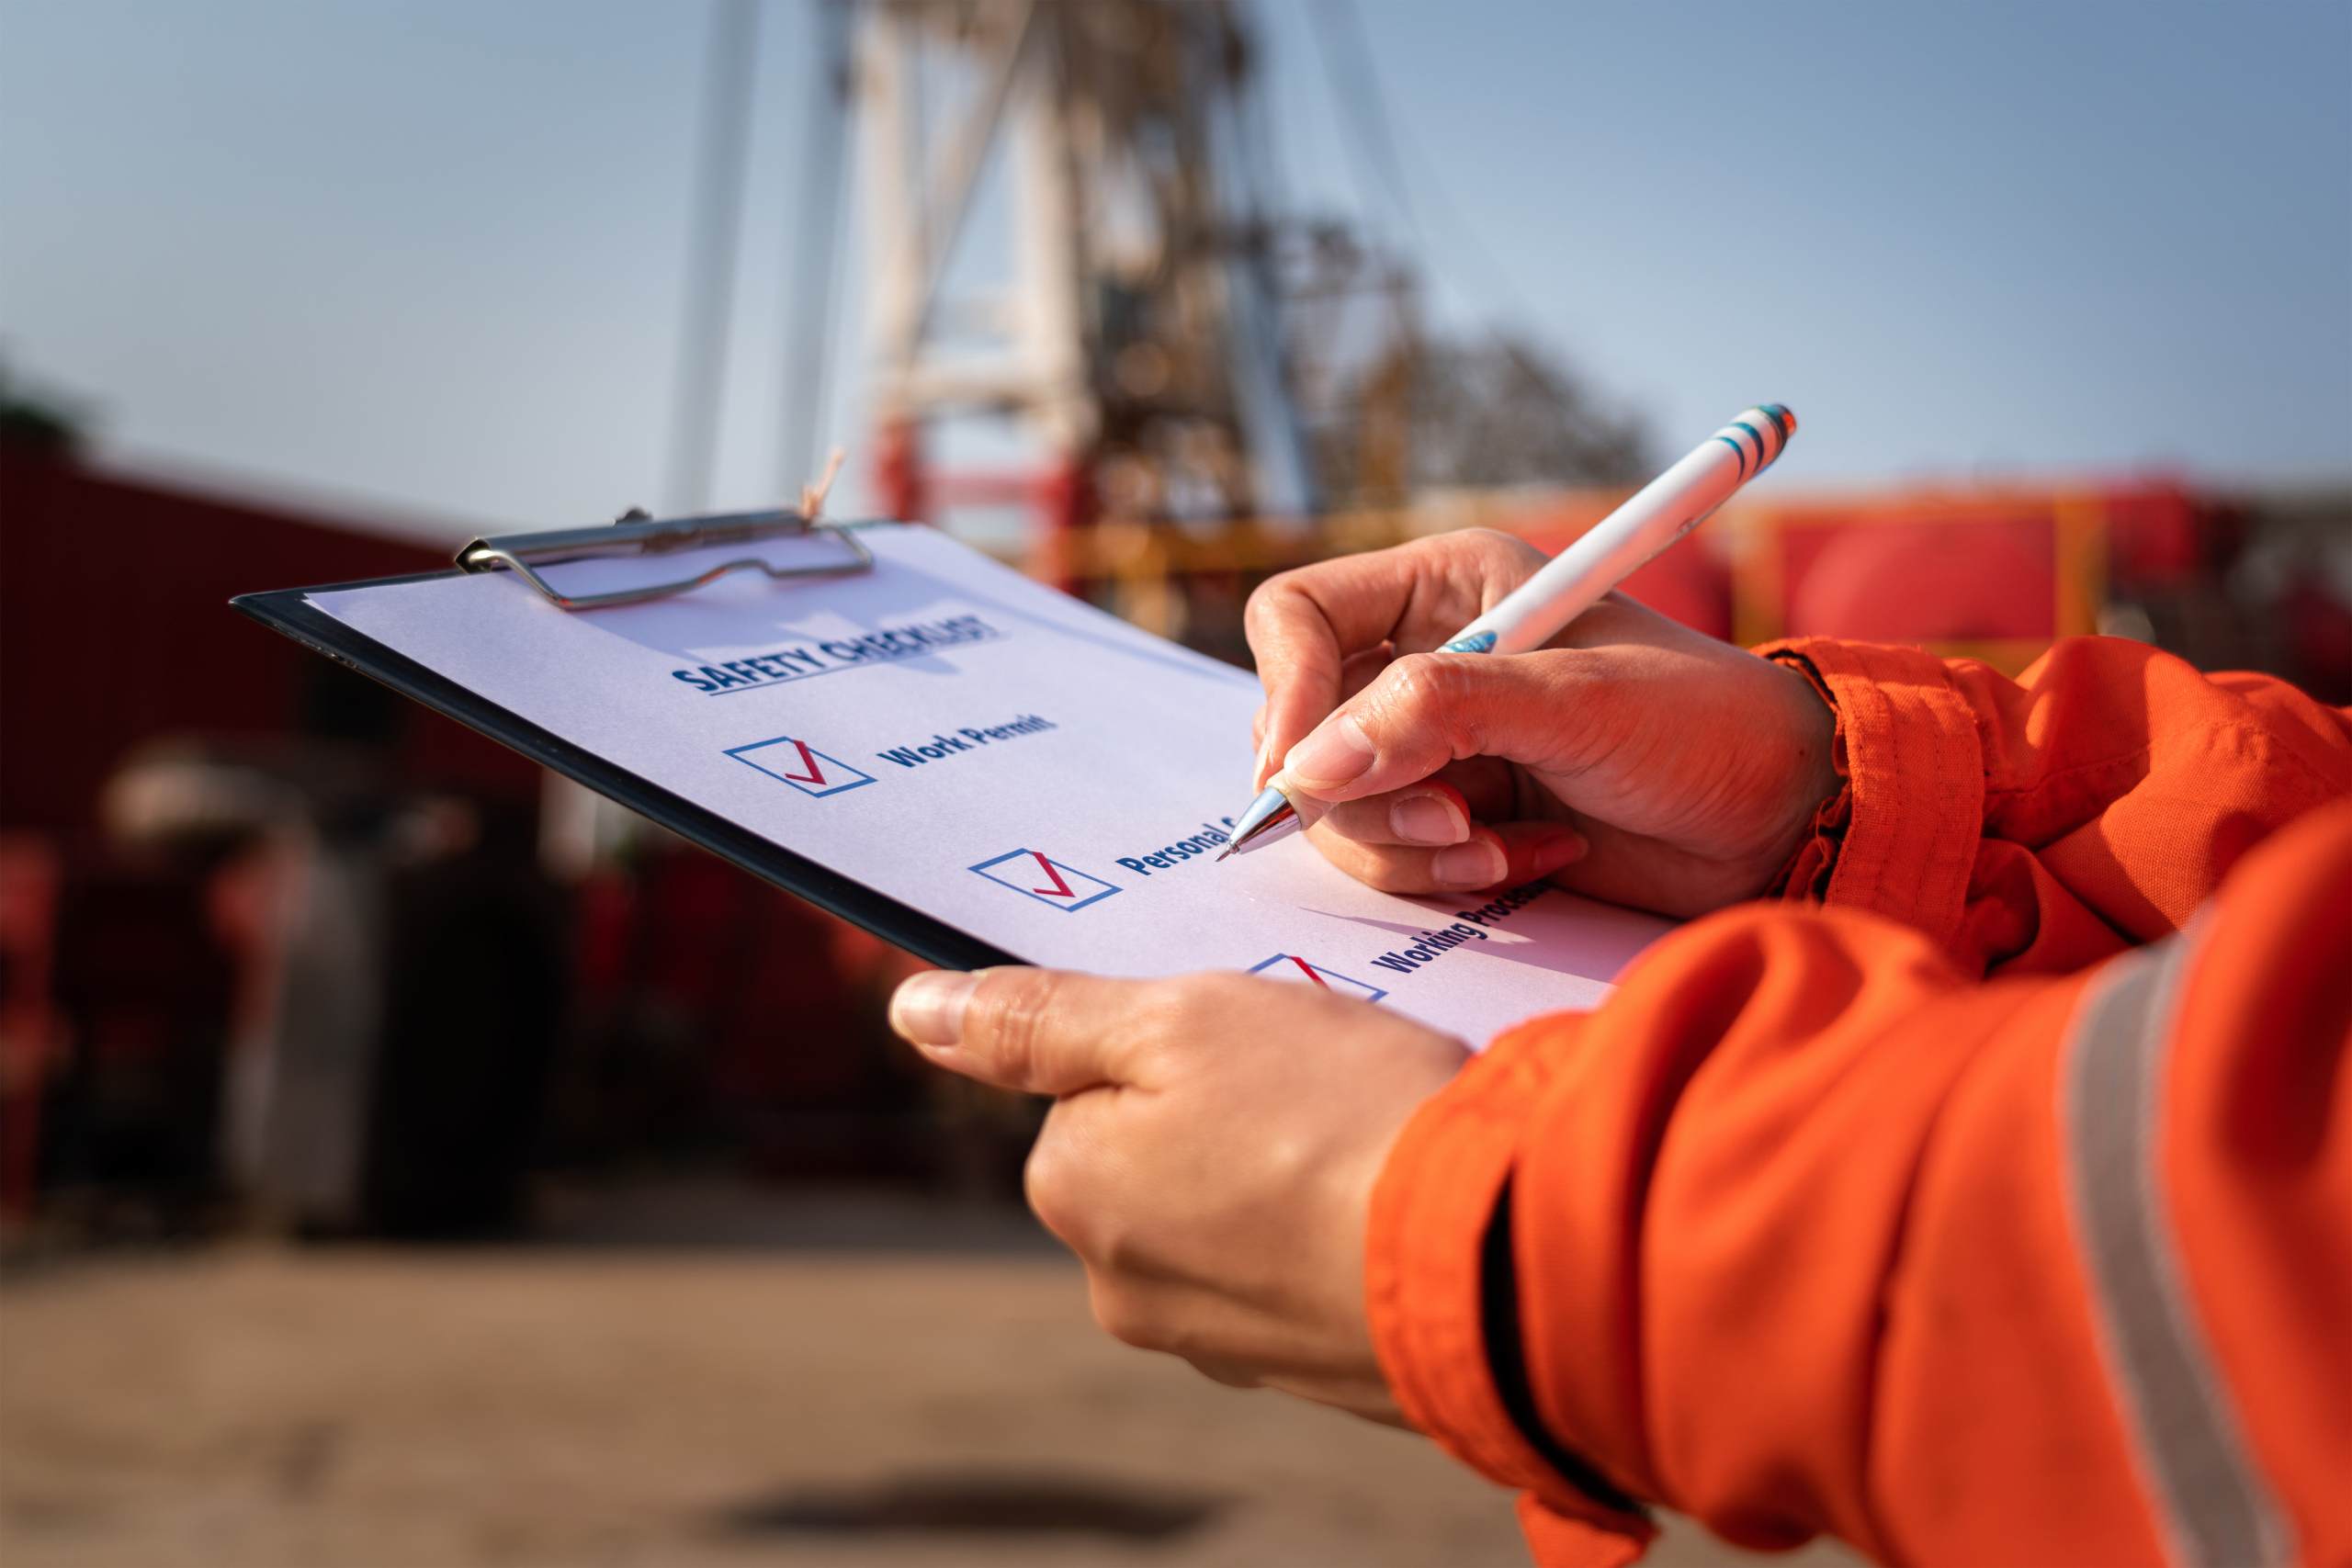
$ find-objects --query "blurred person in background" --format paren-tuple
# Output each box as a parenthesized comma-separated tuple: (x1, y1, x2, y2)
(890, 529, 2349, 1567)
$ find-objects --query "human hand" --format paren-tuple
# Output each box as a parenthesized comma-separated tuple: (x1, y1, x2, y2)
(1245, 529, 1838, 917)
(888, 965, 1467, 1424)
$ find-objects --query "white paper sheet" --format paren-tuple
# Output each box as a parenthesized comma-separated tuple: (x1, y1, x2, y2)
(309, 524, 1670, 1045)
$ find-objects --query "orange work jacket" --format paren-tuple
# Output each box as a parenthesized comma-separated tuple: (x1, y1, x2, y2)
(1365, 635, 2350, 1568)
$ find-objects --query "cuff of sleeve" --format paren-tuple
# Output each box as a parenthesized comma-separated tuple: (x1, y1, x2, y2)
(1756, 637, 1984, 952)
(1367, 1024, 1657, 1555)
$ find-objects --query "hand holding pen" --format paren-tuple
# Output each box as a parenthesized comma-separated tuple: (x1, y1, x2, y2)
(1227, 408, 1842, 918)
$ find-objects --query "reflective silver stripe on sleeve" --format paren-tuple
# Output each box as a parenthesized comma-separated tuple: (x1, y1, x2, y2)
(2060, 930, 2294, 1568)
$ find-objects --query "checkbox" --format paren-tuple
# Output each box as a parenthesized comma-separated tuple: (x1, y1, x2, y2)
(728, 736, 876, 797)
(969, 850, 1121, 912)
(1246, 954, 1387, 1002)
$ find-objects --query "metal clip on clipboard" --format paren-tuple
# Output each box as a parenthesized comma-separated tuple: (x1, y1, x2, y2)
(454, 507, 875, 611)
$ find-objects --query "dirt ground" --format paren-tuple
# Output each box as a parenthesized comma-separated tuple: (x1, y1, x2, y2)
(0, 1188, 1860, 1568)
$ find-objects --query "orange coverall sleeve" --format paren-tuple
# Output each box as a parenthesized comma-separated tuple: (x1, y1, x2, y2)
(1758, 635, 2352, 976)
(1365, 639, 2352, 1568)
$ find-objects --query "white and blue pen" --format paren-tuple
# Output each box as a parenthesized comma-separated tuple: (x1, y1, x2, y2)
(1217, 403, 1797, 863)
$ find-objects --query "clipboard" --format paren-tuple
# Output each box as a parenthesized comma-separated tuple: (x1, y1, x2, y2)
(232, 508, 1019, 973)
(234, 507, 1670, 1039)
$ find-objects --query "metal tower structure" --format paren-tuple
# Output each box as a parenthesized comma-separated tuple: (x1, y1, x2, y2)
(842, 0, 1319, 570)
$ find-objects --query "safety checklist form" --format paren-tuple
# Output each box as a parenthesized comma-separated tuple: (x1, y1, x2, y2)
(284, 523, 1671, 1045)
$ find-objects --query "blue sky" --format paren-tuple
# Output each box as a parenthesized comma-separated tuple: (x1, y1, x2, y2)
(3, 0, 2346, 545)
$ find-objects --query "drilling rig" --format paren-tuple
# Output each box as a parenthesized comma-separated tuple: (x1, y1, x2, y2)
(686, 0, 1636, 638)
(861, 1, 1312, 536)
(770, 0, 1431, 589)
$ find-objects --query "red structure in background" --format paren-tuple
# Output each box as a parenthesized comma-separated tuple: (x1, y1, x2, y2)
(870, 422, 1100, 592)
(0, 840, 61, 1224)
(0, 446, 537, 1225)
(0, 445, 952, 1232)
(1514, 479, 2229, 677)
(0, 448, 542, 829)
(1741, 488, 2075, 667)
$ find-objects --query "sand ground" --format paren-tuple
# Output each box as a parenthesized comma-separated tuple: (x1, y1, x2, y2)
(0, 1188, 1861, 1568)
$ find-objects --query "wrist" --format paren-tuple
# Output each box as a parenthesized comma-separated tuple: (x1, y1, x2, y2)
(1755, 652, 1845, 899)
(1752, 637, 1985, 945)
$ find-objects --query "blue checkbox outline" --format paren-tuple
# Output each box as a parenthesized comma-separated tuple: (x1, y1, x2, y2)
(968, 848, 1122, 911)
(726, 736, 876, 797)
(1246, 953, 1388, 1003)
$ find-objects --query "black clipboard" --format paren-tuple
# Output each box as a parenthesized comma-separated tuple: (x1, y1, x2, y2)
(231, 511, 1019, 973)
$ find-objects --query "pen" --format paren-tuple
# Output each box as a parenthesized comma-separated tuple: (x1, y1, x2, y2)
(1217, 403, 1797, 863)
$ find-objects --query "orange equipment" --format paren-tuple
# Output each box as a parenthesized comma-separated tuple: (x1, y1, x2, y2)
(1736, 491, 2109, 671)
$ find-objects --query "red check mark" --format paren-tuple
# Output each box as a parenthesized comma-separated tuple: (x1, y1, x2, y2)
(1288, 956, 1330, 988)
(1029, 852, 1076, 897)
(779, 740, 827, 786)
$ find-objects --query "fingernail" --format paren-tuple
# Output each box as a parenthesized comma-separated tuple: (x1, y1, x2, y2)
(890, 971, 979, 1049)
(1431, 840, 1507, 888)
(1531, 832, 1587, 877)
(1390, 793, 1467, 846)
(1284, 715, 1375, 791)
(1252, 730, 1273, 790)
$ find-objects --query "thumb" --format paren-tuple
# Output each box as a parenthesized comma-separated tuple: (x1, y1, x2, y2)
(889, 967, 1148, 1096)
(1278, 649, 1589, 805)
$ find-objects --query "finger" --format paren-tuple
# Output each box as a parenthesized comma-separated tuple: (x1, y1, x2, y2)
(1280, 649, 1589, 803)
(1261, 646, 1385, 786)
(888, 967, 1152, 1096)
(1251, 646, 1392, 789)
(1305, 819, 1586, 896)
(1306, 759, 1526, 847)
(1244, 567, 1375, 791)
(1334, 643, 1392, 702)
(1311, 780, 1472, 848)
(1243, 533, 1536, 790)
